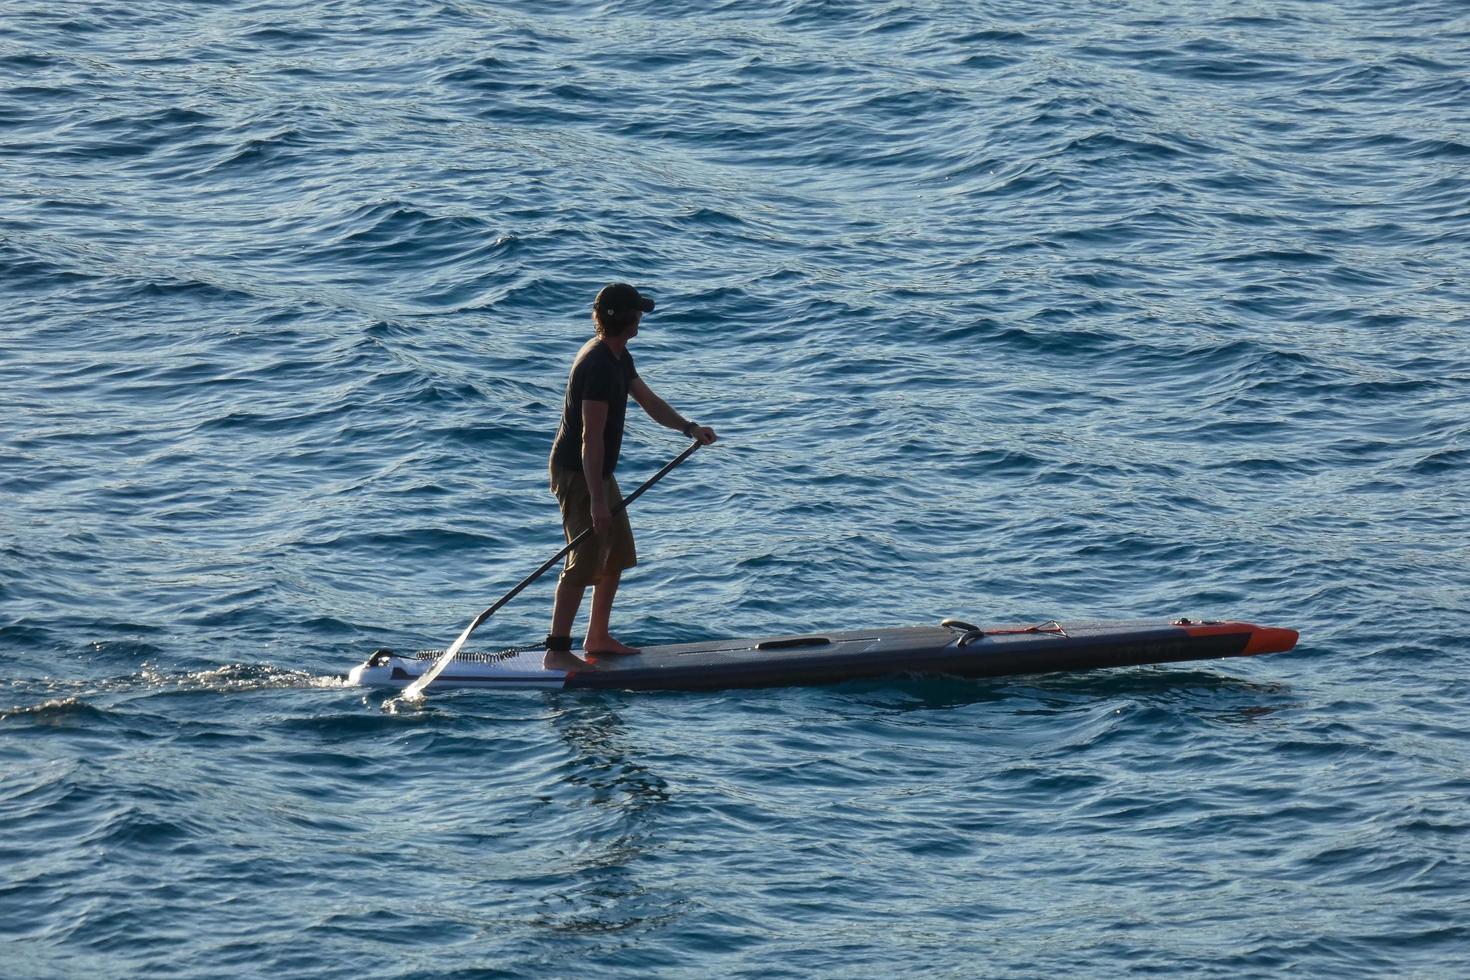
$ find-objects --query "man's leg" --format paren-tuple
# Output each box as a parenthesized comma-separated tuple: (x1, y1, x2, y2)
(585, 569, 638, 654)
(550, 574, 586, 640)
(544, 574, 592, 669)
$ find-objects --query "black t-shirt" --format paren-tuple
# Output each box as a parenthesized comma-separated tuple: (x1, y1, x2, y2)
(550, 338, 639, 477)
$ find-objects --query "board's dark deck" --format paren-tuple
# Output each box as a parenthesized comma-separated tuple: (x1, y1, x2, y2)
(563, 620, 1273, 690)
(355, 619, 1298, 691)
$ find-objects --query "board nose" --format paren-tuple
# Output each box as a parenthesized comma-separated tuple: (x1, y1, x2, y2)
(1244, 626, 1299, 655)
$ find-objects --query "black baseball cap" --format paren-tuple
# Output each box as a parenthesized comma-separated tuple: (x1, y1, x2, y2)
(595, 282, 655, 321)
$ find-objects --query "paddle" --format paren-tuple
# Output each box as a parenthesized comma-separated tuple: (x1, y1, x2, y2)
(396, 439, 706, 702)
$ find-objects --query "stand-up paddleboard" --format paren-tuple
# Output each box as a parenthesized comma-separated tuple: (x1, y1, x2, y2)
(349, 617, 1298, 692)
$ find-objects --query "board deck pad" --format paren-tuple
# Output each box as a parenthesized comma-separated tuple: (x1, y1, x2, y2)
(348, 618, 1299, 692)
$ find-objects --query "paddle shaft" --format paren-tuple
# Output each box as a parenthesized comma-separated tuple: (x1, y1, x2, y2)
(401, 440, 703, 698)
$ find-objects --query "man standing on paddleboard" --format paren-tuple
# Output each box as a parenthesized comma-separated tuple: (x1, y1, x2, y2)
(545, 283, 717, 669)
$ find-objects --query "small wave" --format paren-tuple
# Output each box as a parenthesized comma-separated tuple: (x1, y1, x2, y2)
(1405, 138, 1470, 160)
(988, 322, 1120, 356)
(1217, 248, 1334, 266)
(82, 638, 168, 662)
(187, 398, 353, 436)
(195, 126, 320, 176)
(1408, 447, 1470, 476)
(959, 53, 1023, 71)
(133, 662, 346, 694)
(953, 29, 1044, 46)
(293, 703, 452, 727)
(682, 207, 748, 229)
(334, 203, 490, 246)
(0, 240, 95, 292)
(408, 376, 489, 407)
(1134, 50, 1298, 84)
(0, 52, 61, 72)
(1202, 456, 1316, 476)
(82, 105, 217, 142)
(1051, 208, 1197, 246)
(129, 274, 258, 304)
(436, 55, 517, 93)
(292, 525, 509, 558)
(0, 696, 109, 724)
(7, 664, 347, 712)
(311, 203, 496, 269)
(84, 805, 204, 851)
(1211, 14, 1297, 27)
(238, 25, 329, 47)
(1059, 131, 1193, 162)
(0, 622, 57, 648)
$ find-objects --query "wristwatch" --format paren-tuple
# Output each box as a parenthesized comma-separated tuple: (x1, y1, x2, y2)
(682, 420, 698, 438)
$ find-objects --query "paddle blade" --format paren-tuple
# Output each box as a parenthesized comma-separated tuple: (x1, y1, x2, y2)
(401, 617, 480, 700)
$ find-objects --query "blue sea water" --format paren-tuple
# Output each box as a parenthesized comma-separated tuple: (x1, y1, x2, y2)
(3, 0, 1469, 975)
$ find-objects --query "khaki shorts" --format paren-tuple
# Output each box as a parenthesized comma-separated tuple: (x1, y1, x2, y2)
(549, 463, 637, 588)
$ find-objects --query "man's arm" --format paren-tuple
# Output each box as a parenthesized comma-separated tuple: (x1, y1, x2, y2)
(581, 399, 611, 535)
(630, 377, 718, 444)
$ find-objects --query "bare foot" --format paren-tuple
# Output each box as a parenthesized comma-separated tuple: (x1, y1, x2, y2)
(583, 635, 640, 656)
(543, 650, 593, 671)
